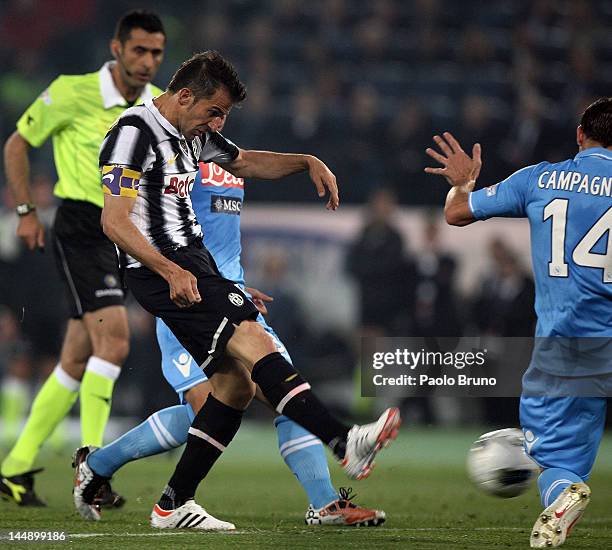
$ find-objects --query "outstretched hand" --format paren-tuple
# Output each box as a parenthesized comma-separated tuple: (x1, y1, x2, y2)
(424, 132, 482, 187)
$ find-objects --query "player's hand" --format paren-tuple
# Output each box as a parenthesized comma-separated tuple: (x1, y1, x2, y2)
(168, 266, 201, 308)
(245, 286, 273, 315)
(424, 132, 482, 187)
(307, 156, 339, 211)
(16, 212, 45, 252)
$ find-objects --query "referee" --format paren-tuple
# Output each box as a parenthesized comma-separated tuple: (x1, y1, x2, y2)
(1, 11, 165, 507)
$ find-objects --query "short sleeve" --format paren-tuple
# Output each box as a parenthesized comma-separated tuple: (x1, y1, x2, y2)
(99, 116, 152, 171)
(99, 116, 152, 198)
(200, 131, 239, 164)
(469, 164, 538, 220)
(16, 76, 75, 148)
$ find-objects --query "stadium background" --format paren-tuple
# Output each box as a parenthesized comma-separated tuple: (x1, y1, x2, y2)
(1, 0, 611, 447)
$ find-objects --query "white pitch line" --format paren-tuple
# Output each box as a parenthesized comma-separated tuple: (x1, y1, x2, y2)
(69, 531, 251, 538)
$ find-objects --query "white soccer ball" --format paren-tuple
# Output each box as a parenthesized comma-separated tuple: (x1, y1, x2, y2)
(466, 428, 540, 498)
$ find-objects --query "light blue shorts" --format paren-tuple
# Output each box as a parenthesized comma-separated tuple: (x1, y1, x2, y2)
(520, 367, 608, 479)
(157, 313, 292, 404)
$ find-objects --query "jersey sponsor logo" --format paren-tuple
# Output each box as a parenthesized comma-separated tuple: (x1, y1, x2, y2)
(210, 194, 242, 215)
(163, 173, 196, 198)
(199, 162, 244, 188)
(228, 292, 244, 306)
(94, 288, 124, 298)
(172, 352, 193, 378)
(101, 165, 141, 198)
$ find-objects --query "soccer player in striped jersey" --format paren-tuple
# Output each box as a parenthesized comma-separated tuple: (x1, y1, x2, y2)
(425, 99, 612, 548)
(1, 10, 165, 508)
(73, 160, 386, 527)
(74, 50, 400, 530)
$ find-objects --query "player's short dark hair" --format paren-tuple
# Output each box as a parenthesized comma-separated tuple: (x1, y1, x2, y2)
(167, 51, 247, 104)
(114, 10, 165, 43)
(580, 98, 612, 147)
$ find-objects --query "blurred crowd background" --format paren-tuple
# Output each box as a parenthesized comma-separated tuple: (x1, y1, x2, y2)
(1, 0, 611, 447)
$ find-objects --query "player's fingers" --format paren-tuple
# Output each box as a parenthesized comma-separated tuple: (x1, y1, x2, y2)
(444, 132, 464, 153)
(433, 135, 453, 156)
(424, 167, 446, 175)
(472, 143, 482, 165)
(327, 178, 340, 209)
(313, 175, 325, 197)
(37, 227, 45, 251)
(190, 276, 201, 303)
(425, 147, 448, 165)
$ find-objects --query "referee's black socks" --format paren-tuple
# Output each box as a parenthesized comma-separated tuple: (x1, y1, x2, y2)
(251, 352, 350, 459)
(158, 394, 243, 509)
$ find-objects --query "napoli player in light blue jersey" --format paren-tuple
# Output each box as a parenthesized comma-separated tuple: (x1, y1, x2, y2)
(424, 98, 612, 548)
(77, 159, 385, 527)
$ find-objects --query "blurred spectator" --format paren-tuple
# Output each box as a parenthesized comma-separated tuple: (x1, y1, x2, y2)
(346, 187, 412, 335)
(472, 239, 536, 337)
(413, 216, 460, 337)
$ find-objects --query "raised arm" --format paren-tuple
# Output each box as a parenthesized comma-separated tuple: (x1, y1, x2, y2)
(424, 132, 481, 226)
(224, 149, 339, 210)
(4, 131, 45, 250)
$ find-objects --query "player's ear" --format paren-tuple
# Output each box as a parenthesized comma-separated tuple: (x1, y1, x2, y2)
(177, 88, 195, 107)
(110, 38, 121, 61)
(576, 125, 584, 148)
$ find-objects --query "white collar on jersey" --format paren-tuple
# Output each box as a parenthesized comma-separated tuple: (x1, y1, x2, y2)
(143, 97, 184, 139)
(99, 61, 155, 109)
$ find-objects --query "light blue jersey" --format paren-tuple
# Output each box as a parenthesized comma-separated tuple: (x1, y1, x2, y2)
(470, 147, 612, 338)
(158, 162, 289, 401)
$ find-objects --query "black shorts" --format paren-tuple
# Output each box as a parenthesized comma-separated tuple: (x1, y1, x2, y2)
(125, 240, 259, 375)
(52, 200, 125, 319)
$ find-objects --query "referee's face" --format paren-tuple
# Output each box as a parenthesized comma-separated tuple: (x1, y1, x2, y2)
(180, 87, 232, 140)
(112, 28, 165, 88)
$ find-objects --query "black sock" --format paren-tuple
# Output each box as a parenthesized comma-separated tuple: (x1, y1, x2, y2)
(158, 394, 243, 509)
(251, 353, 350, 458)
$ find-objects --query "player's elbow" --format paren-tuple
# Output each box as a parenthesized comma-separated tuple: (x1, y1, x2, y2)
(101, 209, 119, 243)
(3, 131, 28, 163)
(444, 204, 474, 227)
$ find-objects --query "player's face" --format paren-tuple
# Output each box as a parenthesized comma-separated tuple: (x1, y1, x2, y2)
(181, 87, 233, 140)
(112, 28, 165, 88)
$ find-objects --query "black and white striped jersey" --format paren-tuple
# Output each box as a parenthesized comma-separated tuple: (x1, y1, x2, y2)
(99, 98, 239, 268)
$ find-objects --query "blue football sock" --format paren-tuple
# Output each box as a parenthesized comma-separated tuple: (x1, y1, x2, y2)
(538, 467, 583, 507)
(274, 415, 338, 509)
(88, 404, 192, 478)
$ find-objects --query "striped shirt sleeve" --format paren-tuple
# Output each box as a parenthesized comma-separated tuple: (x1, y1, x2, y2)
(99, 116, 152, 198)
(200, 131, 239, 164)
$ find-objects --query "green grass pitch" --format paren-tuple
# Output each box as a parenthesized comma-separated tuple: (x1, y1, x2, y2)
(1, 426, 611, 549)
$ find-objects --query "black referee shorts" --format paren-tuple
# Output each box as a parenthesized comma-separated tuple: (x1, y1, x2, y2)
(125, 240, 259, 375)
(52, 200, 125, 319)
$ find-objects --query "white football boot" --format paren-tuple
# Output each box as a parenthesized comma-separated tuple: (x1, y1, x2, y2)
(151, 500, 236, 530)
(530, 482, 591, 548)
(72, 446, 105, 521)
(342, 408, 401, 480)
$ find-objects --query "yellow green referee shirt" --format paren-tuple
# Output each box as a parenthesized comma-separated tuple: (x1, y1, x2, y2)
(16, 62, 163, 208)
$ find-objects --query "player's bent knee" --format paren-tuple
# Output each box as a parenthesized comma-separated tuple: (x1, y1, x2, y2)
(229, 321, 277, 367)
